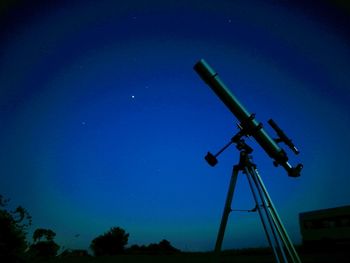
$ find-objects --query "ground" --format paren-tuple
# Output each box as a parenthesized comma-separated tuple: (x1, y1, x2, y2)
(28, 249, 350, 263)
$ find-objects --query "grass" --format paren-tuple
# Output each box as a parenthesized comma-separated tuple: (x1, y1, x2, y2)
(29, 253, 271, 263)
(27, 249, 350, 263)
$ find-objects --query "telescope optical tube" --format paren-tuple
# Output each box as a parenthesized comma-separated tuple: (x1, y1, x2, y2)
(194, 59, 302, 177)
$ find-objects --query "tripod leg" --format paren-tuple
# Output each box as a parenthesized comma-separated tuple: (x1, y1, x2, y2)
(248, 167, 288, 263)
(214, 165, 240, 255)
(252, 168, 302, 263)
(244, 167, 282, 263)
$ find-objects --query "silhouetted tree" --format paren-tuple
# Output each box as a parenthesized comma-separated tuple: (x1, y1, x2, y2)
(90, 227, 129, 256)
(0, 195, 32, 262)
(33, 228, 56, 242)
(29, 228, 59, 258)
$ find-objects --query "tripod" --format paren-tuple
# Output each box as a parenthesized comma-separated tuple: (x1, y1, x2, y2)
(212, 138, 301, 263)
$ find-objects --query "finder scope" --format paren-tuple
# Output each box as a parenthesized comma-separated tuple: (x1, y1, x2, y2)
(194, 59, 302, 177)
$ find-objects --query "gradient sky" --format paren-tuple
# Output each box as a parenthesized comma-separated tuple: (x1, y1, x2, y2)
(1, 0, 350, 252)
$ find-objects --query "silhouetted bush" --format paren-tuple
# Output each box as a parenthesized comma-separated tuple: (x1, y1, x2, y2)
(28, 228, 60, 258)
(90, 227, 129, 256)
(0, 195, 32, 262)
(127, 239, 180, 255)
(60, 249, 90, 257)
(158, 239, 180, 253)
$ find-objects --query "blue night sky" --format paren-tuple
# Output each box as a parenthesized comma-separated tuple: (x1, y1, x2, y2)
(1, 0, 349, 252)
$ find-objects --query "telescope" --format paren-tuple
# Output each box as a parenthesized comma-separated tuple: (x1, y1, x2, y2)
(194, 59, 302, 177)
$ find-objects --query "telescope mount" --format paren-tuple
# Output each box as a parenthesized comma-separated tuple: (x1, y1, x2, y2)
(207, 123, 301, 263)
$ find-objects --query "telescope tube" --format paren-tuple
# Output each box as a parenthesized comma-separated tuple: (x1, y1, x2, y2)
(194, 59, 301, 177)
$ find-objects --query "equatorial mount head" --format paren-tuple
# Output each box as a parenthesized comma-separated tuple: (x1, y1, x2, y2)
(204, 116, 303, 177)
(204, 120, 254, 167)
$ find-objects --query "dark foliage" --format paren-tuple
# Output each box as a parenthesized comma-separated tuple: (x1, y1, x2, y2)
(33, 228, 56, 242)
(90, 227, 129, 256)
(0, 195, 32, 262)
(28, 228, 60, 258)
(127, 239, 181, 255)
(59, 249, 90, 257)
(28, 240, 59, 258)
